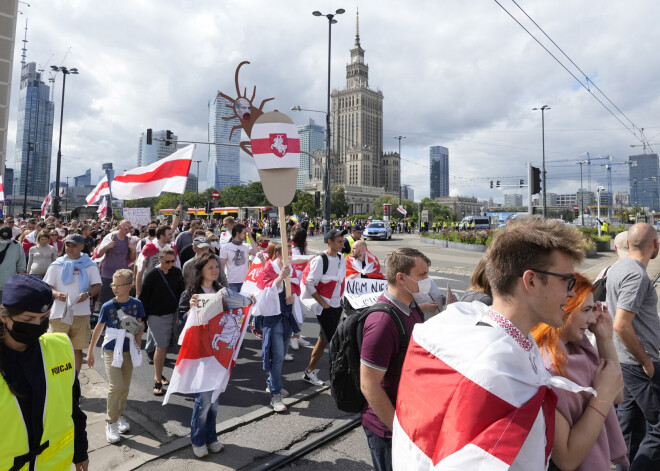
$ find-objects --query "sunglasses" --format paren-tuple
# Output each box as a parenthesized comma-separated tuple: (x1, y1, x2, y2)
(162, 259, 176, 264)
(531, 269, 576, 291)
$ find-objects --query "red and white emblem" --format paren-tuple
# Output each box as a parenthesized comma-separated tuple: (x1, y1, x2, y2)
(270, 133, 288, 157)
(208, 309, 246, 368)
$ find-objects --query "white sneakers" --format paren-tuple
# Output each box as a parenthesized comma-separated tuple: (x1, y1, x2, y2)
(105, 422, 120, 444)
(290, 336, 312, 350)
(296, 337, 312, 347)
(302, 370, 324, 386)
(117, 416, 130, 434)
(284, 354, 294, 362)
(193, 441, 224, 458)
(270, 394, 287, 412)
(266, 386, 289, 397)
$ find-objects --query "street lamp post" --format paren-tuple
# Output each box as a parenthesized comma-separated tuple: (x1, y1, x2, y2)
(532, 105, 550, 218)
(51, 65, 79, 218)
(313, 8, 344, 235)
(597, 186, 604, 236)
(394, 136, 406, 206)
(194, 160, 201, 217)
(578, 160, 587, 226)
(65, 176, 69, 212)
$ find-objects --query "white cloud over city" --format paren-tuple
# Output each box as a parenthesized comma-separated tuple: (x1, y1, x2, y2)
(7, 0, 660, 203)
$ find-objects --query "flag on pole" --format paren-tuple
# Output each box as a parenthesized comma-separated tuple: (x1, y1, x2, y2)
(41, 190, 53, 217)
(396, 205, 407, 216)
(111, 144, 194, 201)
(97, 197, 107, 219)
(163, 292, 251, 406)
(0, 174, 4, 202)
(60, 187, 66, 196)
(85, 176, 109, 206)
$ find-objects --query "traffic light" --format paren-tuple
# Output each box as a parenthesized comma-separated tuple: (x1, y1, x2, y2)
(146, 128, 153, 145)
(496, 181, 500, 189)
(205, 201, 212, 214)
(490, 181, 493, 189)
(519, 179, 524, 188)
(531, 166, 541, 194)
(165, 130, 173, 146)
(314, 191, 320, 210)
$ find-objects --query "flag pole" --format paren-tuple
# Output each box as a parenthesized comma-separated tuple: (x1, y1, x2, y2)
(105, 168, 115, 220)
(278, 206, 292, 297)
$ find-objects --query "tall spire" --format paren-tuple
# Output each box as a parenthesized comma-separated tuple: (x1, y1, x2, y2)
(355, 7, 360, 46)
(20, 18, 28, 66)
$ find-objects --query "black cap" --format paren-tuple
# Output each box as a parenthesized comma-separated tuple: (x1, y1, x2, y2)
(351, 224, 363, 232)
(2, 275, 54, 313)
(325, 228, 348, 242)
(0, 226, 11, 241)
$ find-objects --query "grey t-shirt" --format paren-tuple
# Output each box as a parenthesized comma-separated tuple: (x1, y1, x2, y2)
(606, 257, 660, 364)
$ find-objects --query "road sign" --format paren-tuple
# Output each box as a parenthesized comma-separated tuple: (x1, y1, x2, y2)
(212, 190, 220, 200)
(573, 205, 579, 210)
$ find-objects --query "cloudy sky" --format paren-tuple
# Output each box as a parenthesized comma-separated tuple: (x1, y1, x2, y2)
(6, 0, 660, 204)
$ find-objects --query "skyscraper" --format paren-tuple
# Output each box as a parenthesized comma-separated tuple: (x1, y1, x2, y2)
(13, 62, 55, 199)
(208, 95, 241, 190)
(74, 168, 91, 186)
(629, 153, 660, 211)
(430, 146, 449, 198)
(137, 130, 178, 167)
(297, 118, 324, 190)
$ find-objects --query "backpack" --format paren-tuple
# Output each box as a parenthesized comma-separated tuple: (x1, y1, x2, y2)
(593, 266, 610, 302)
(329, 302, 410, 413)
(320, 252, 341, 275)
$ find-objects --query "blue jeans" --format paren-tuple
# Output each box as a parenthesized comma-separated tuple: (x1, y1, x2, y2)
(262, 317, 290, 396)
(617, 362, 660, 470)
(363, 426, 392, 471)
(229, 282, 243, 293)
(190, 391, 220, 447)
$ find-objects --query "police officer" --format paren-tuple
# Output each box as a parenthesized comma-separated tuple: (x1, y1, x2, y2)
(0, 275, 89, 470)
(342, 224, 363, 257)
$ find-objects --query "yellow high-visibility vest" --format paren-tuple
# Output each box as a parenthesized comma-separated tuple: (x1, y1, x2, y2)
(0, 333, 75, 471)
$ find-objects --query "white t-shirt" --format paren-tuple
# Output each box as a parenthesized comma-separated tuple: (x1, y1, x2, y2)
(219, 242, 250, 283)
(43, 263, 102, 318)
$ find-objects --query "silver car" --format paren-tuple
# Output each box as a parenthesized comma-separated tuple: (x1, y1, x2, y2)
(364, 221, 392, 240)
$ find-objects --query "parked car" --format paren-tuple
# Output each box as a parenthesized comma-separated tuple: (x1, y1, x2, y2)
(363, 220, 392, 240)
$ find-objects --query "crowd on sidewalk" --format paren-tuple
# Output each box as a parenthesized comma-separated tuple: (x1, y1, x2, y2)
(1, 212, 660, 470)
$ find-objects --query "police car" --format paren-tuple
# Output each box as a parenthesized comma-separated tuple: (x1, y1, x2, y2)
(364, 220, 393, 240)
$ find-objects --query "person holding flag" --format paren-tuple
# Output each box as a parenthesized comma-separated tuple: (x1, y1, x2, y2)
(345, 240, 385, 279)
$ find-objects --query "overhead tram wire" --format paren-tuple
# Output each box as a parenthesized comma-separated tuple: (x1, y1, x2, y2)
(493, 0, 646, 147)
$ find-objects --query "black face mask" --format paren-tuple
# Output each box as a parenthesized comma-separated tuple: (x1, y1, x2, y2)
(7, 317, 49, 345)
(148, 228, 156, 237)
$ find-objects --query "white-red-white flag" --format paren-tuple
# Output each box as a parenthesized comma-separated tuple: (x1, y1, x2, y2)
(396, 205, 407, 216)
(85, 176, 109, 206)
(0, 174, 4, 202)
(392, 302, 596, 470)
(111, 144, 194, 200)
(41, 190, 53, 217)
(60, 187, 66, 196)
(97, 197, 107, 219)
(162, 292, 250, 406)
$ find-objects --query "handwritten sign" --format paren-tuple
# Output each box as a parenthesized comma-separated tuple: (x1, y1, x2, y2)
(122, 207, 151, 228)
(344, 278, 388, 309)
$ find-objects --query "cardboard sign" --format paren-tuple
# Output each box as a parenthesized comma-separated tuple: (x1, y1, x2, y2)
(122, 207, 151, 228)
(344, 278, 388, 309)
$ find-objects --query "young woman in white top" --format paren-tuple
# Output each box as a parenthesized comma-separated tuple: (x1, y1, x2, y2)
(27, 230, 58, 279)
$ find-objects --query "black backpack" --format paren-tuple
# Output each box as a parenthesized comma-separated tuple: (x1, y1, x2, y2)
(329, 302, 410, 413)
(593, 266, 610, 302)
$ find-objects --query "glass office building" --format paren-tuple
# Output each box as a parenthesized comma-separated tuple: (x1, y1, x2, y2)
(208, 95, 241, 190)
(629, 153, 660, 211)
(430, 145, 449, 198)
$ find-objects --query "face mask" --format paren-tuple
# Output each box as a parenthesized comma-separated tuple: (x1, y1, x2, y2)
(211, 241, 220, 249)
(148, 228, 156, 237)
(403, 274, 432, 300)
(7, 317, 49, 345)
(260, 241, 269, 249)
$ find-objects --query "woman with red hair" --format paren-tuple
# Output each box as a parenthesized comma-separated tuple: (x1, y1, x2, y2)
(531, 272, 627, 470)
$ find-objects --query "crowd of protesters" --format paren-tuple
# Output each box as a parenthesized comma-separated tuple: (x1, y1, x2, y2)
(2, 211, 660, 470)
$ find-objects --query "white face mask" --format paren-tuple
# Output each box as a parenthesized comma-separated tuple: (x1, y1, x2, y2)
(403, 274, 432, 300)
(211, 241, 220, 249)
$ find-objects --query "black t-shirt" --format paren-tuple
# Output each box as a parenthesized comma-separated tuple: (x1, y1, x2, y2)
(139, 266, 185, 316)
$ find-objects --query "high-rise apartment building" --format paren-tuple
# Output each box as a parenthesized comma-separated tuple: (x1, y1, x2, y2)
(74, 169, 91, 186)
(430, 146, 449, 198)
(297, 118, 324, 190)
(13, 62, 55, 199)
(0, 3, 18, 189)
(629, 153, 660, 211)
(137, 130, 178, 167)
(208, 96, 241, 190)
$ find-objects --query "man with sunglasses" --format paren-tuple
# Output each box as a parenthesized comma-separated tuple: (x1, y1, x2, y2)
(394, 218, 596, 470)
(606, 223, 660, 469)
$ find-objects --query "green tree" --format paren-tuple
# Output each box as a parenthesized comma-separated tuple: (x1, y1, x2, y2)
(330, 184, 349, 217)
(291, 190, 316, 217)
(420, 197, 455, 221)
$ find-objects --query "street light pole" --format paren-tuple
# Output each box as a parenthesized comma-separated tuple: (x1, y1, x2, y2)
(194, 159, 201, 217)
(394, 136, 406, 206)
(532, 105, 550, 218)
(65, 176, 69, 212)
(578, 160, 587, 226)
(313, 8, 344, 235)
(51, 65, 79, 218)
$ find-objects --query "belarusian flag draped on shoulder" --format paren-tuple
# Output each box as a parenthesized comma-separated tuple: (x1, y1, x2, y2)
(112, 144, 194, 200)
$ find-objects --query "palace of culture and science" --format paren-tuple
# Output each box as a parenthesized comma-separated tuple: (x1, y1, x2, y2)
(306, 13, 400, 214)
